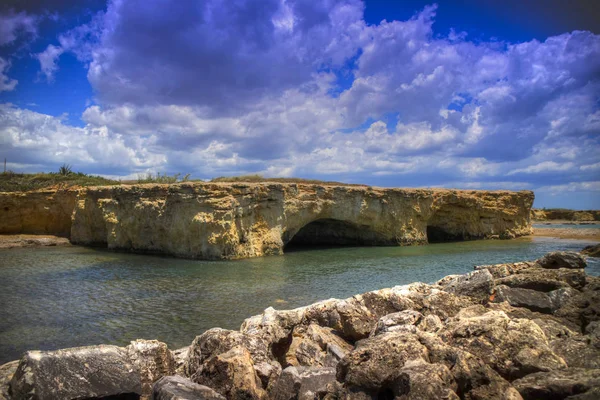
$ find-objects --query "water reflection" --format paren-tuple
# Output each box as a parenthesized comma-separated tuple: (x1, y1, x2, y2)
(0, 236, 597, 363)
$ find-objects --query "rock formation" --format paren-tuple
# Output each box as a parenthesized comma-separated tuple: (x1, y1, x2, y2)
(531, 208, 600, 222)
(1, 183, 534, 259)
(1, 251, 599, 399)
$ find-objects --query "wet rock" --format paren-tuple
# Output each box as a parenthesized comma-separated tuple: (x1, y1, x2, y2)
(582, 244, 600, 257)
(512, 368, 600, 399)
(437, 269, 494, 303)
(127, 339, 176, 399)
(10, 345, 141, 400)
(337, 331, 429, 392)
(192, 346, 266, 400)
(285, 323, 352, 367)
(269, 366, 336, 400)
(537, 251, 587, 270)
(153, 375, 225, 400)
(370, 310, 423, 336)
(0, 361, 18, 400)
(438, 310, 567, 380)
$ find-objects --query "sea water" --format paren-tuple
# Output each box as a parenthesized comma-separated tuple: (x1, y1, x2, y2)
(0, 236, 598, 363)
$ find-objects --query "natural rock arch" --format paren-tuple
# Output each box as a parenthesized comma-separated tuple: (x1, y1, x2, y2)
(282, 218, 394, 250)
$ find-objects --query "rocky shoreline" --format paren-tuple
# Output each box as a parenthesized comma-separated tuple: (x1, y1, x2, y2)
(1, 250, 599, 399)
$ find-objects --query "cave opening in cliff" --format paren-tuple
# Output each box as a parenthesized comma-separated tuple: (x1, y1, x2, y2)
(283, 218, 390, 251)
(426, 225, 466, 243)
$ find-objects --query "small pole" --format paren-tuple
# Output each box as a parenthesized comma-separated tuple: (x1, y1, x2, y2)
(3, 158, 5, 173)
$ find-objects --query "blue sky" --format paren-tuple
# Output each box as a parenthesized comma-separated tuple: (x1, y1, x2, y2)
(0, 0, 599, 209)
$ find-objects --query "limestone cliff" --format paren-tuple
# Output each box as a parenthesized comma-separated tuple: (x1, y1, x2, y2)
(0, 189, 78, 237)
(531, 208, 600, 221)
(1, 183, 534, 259)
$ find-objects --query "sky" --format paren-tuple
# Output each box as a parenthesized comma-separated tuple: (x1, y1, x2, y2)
(0, 0, 599, 209)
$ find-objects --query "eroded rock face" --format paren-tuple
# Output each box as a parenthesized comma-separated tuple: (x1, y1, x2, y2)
(153, 375, 225, 400)
(9, 340, 175, 400)
(10, 345, 140, 400)
(0, 183, 527, 260)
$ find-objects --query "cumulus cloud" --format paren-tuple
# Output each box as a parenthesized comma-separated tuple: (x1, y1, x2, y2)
(11, 1, 600, 205)
(0, 57, 17, 91)
(0, 10, 37, 46)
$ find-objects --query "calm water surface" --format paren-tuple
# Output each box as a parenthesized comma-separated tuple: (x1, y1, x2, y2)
(0, 236, 598, 363)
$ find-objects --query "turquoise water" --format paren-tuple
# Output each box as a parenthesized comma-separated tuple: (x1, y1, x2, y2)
(0, 237, 598, 364)
(533, 223, 600, 229)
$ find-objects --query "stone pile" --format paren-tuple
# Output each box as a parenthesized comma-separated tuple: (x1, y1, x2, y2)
(1, 251, 599, 399)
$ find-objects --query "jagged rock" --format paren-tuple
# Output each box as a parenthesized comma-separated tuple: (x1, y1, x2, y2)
(567, 387, 600, 399)
(371, 310, 423, 336)
(437, 269, 495, 303)
(493, 285, 576, 314)
(269, 366, 336, 400)
(173, 347, 189, 375)
(392, 359, 459, 399)
(153, 375, 225, 400)
(494, 269, 585, 291)
(438, 309, 567, 380)
(585, 321, 600, 349)
(127, 339, 176, 399)
(537, 251, 587, 270)
(186, 328, 271, 378)
(512, 368, 600, 399)
(0, 361, 18, 400)
(337, 331, 429, 393)
(474, 261, 537, 279)
(192, 345, 266, 400)
(418, 314, 444, 333)
(554, 281, 600, 331)
(285, 323, 352, 367)
(582, 244, 600, 257)
(10, 345, 141, 400)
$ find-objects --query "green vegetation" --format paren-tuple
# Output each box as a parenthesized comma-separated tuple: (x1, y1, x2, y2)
(0, 170, 121, 192)
(136, 172, 191, 184)
(210, 174, 367, 186)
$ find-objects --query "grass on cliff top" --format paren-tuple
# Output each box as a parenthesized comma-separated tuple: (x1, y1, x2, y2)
(0, 171, 121, 192)
(210, 174, 368, 186)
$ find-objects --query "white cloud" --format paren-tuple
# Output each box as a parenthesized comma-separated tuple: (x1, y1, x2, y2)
(34, 44, 64, 82)
(0, 11, 37, 46)
(508, 161, 575, 175)
(0, 57, 17, 91)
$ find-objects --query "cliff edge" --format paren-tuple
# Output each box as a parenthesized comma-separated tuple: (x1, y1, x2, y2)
(1, 183, 534, 259)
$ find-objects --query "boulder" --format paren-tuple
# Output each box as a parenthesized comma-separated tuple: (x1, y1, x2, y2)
(437, 269, 495, 303)
(0, 361, 18, 400)
(153, 375, 225, 400)
(438, 310, 567, 380)
(370, 310, 423, 336)
(10, 345, 141, 400)
(537, 252, 586, 269)
(173, 347, 189, 375)
(126, 339, 176, 399)
(285, 323, 352, 367)
(269, 366, 336, 400)
(512, 368, 600, 399)
(582, 244, 600, 257)
(494, 285, 553, 313)
(474, 261, 537, 279)
(192, 345, 266, 400)
(391, 359, 459, 400)
(337, 331, 429, 393)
